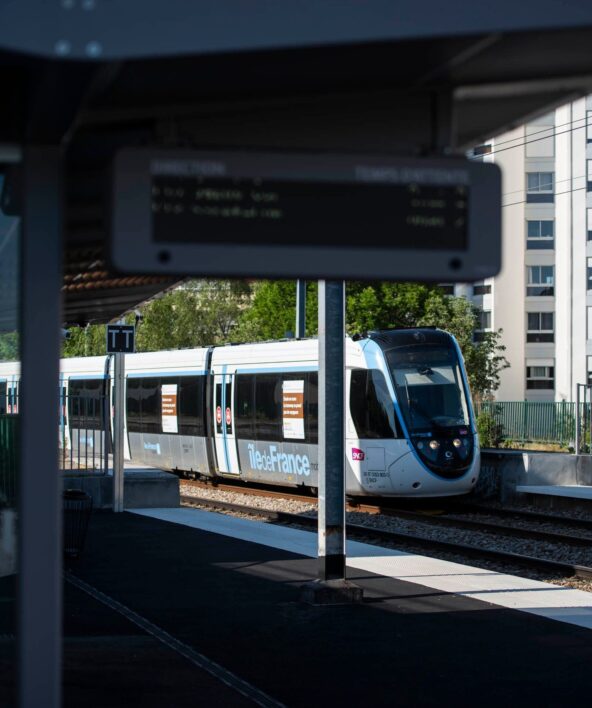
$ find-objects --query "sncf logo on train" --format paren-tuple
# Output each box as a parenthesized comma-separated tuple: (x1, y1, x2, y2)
(352, 448, 365, 461)
(246, 443, 311, 476)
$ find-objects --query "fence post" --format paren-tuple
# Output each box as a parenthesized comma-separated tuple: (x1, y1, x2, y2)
(576, 385, 581, 454)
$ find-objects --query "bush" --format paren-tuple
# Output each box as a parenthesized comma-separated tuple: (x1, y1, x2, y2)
(476, 410, 504, 448)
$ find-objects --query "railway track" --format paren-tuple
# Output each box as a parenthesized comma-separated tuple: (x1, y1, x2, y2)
(182, 478, 592, 546)
(180, 493, 592, 582)
(450, 501, 592, 532)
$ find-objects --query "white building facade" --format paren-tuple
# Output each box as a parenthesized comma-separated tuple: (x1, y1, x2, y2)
(459, 98, 592, 402)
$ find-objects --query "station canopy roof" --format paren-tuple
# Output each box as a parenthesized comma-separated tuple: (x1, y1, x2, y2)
(2, 1, 592, 327)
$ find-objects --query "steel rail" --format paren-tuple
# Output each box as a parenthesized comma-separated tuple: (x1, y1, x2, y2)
(450, 501, 592, 532)
(180, 495, 592, 581)
(349, 504, 592, 547)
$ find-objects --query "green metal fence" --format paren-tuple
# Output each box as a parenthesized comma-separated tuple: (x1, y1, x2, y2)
(474, 401, 577, 445)
(0, 414, 19, 507)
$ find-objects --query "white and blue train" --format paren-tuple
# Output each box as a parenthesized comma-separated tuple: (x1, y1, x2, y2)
(0, 328, 479, 497)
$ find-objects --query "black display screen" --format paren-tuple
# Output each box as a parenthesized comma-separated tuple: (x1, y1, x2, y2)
(151, 175, 469, 250)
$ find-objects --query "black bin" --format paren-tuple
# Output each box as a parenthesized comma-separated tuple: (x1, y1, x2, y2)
(63, 489, 93, 558)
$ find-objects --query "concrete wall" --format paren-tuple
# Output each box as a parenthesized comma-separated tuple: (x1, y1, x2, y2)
(62, 468, 180, 509)
(477, 449, 592, 501)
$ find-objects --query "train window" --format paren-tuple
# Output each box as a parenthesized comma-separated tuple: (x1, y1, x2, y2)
(126, 378, 142, 432)
(350, 369, 398, 439)
(254, 374, 282, 441)
(68, 379, 105, 430)
(178, 376, 205, 436)
(0, 382, 6, 415)
(306, 372, 318, 444)
(126, 377, 161, 434)
(235, 375, 255, 439)
(140, 377, 161, 434)
(237, 372, 318, 444)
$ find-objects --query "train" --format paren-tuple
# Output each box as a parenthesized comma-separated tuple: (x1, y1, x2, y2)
(0, 327, 480, 497)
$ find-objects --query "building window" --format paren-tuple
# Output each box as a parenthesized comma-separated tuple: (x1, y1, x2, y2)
(588, 161, 592, 192)
(472, 144, 492, 159)
(588, 209, 592, 241)
(526, 172, 554, 203)
(527, 312, 554, 342)
(477, 310, 491, 329)
(526, 265, 554, 296)
(526, 365, 554, 390)
(474, 310, 491, 342)
(473, 283, 491, 295)
(588, 258, 592, 291)
(588, 357, 592, 386)
(526, 220, 554, 250)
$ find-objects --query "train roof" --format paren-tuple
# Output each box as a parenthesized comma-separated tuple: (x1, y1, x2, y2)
(0, 329, 455, 380)
(366, 328, 455, 351)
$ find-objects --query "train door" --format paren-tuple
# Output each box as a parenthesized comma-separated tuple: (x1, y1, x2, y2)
(8, 380, 18, 414)
(213, 372, 239, 474)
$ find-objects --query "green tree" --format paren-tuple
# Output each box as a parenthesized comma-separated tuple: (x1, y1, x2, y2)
(62, 324, 106, 358)
(346, 282, 437, 332)
(234, 281, 318, 341)
(0, 331, 18, 361)
(136, 280, 251, 351)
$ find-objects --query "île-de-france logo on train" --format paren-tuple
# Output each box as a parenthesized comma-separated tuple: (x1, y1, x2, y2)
(352, 447, 365, 461)
(247, 443, 311, 476)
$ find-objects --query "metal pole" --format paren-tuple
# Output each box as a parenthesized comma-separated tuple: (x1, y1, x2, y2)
(18, 146, 62, 708)
(103, 355, 112, 476)
(588, 386, 592, 456)
(576, 384, 581, 454)
(296, 279, 306, 339)
(113, 351, 125, 512)
(318, 280, 345, 580)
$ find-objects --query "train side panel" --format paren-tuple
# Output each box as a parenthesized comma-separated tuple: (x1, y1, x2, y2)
(123, 348, 214, 476)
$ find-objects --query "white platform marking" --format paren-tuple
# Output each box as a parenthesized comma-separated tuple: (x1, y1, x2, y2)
(132, 507, 592, 631)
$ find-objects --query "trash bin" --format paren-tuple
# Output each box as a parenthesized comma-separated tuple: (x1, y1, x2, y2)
(63, 489, 93, 558)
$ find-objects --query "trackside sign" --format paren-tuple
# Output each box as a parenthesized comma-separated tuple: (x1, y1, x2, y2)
(106, 324, 135, 353)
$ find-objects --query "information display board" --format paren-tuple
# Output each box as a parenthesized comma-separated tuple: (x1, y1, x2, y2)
(111, 149, 501, 281)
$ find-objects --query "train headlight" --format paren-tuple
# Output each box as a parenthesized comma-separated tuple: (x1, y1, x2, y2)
(453, 438, 462, 448)
(429, 440, 439, 450)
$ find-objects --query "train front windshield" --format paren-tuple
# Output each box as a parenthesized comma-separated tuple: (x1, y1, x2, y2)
(386, 345, 470, 434)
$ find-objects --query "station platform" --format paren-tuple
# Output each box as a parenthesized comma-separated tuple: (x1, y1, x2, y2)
(515, 484, 592, 511)
(35, 505, 592, 706)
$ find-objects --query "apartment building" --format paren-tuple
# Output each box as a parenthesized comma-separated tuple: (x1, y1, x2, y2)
(458, 98, 592, 402)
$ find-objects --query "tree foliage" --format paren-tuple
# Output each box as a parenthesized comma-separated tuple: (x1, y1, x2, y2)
(62, 324, 107, 358)
(0, 332, 18, 361)
(234, 281, 318, 341)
